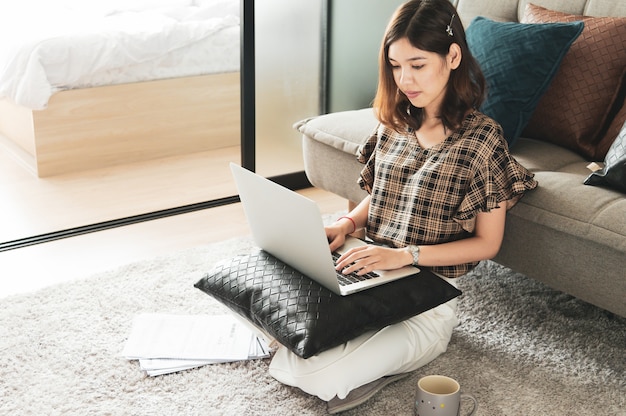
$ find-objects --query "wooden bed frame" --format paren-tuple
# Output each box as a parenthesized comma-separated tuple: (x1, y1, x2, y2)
(0, 71, 240, 177)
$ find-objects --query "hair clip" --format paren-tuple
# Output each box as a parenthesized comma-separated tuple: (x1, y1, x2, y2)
(446, 13, 455, 37)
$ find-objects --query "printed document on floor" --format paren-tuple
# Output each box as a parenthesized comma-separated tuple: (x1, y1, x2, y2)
(121, 313, 271, 376)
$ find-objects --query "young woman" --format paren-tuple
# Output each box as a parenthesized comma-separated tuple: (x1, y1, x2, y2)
(269, 0, 537, 412)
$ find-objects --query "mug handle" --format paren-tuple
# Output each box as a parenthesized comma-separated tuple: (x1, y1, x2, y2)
(460, 392, 478, 416)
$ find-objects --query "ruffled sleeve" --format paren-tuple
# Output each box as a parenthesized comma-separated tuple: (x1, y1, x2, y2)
(356, 124, 383, 194)
(454, 135, 537, 233)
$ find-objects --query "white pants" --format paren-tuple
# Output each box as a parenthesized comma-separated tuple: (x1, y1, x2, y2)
(268, 280, 459, 401)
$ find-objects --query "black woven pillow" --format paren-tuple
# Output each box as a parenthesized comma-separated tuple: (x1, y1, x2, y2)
(195, 249, 462, 359)
(585, 121, 626, 193)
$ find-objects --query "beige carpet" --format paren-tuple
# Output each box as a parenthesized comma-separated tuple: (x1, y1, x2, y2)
(0, 236, 624, 415)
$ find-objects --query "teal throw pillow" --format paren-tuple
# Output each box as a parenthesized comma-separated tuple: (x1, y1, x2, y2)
(466, 17, 584, 146)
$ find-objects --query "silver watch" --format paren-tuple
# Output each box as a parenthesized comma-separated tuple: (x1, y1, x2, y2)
(406, 245, 420, 265)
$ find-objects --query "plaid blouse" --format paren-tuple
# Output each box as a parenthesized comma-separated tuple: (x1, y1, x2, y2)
(357, 111, 537, 278)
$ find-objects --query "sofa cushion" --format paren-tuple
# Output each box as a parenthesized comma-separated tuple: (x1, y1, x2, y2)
(510, 138, 626, 252)
(465, 16, 583, 146)
(582, 0, 626, 17)
(521, 3, 626, 160)
(456, 0, 520, 27)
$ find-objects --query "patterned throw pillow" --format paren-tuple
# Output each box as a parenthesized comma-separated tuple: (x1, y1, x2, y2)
(585, 121, 626, 193)
(521, 3, 626, 161)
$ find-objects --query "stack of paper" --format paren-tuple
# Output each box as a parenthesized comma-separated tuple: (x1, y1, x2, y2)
(121, 313, 271, 376)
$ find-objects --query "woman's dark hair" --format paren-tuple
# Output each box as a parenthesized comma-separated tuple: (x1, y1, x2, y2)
(373, 0, 485, 132)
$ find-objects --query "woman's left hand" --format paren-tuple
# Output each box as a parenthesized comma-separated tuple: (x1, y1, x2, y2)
(335, 245, 412, 276)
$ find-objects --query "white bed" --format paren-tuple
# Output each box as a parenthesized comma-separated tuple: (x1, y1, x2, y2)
(0, 0, 241, 177)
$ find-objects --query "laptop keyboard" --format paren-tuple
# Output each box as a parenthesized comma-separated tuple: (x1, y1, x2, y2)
(332, 252, 380, 286)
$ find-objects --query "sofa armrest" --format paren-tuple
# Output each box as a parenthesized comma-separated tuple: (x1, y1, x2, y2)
(297, 109, 377, 204)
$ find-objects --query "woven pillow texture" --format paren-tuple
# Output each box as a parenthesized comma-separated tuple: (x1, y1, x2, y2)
(195, 250, 461, 359)
(521, 3, 626, 160)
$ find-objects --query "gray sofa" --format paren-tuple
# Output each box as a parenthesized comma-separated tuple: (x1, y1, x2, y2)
(297, 0, 626, 317)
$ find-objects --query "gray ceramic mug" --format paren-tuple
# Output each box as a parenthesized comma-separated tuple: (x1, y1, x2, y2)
(414, 375, 477, 416)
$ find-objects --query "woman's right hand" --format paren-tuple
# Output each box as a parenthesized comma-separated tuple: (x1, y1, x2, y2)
(325, 223, 348, 253)
(325, 198, 370, 252)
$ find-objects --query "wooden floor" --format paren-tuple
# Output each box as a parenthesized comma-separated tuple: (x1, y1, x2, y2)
(0, 184, 346, 299)
(0, 139, 244, 242)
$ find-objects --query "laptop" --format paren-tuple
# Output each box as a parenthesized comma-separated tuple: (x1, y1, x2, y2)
(230, 163, 420, 296)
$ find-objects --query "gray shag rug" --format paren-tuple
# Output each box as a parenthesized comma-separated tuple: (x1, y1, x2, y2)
(1, 236, 624, 416)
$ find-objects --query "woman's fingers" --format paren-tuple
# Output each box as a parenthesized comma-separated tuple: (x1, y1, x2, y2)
(335, 246, 378, 275)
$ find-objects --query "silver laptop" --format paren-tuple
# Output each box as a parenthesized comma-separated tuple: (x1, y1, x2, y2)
(230, 163, 419, 296)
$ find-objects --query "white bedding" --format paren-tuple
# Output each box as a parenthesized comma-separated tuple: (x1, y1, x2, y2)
(0, 0, 240, 110)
